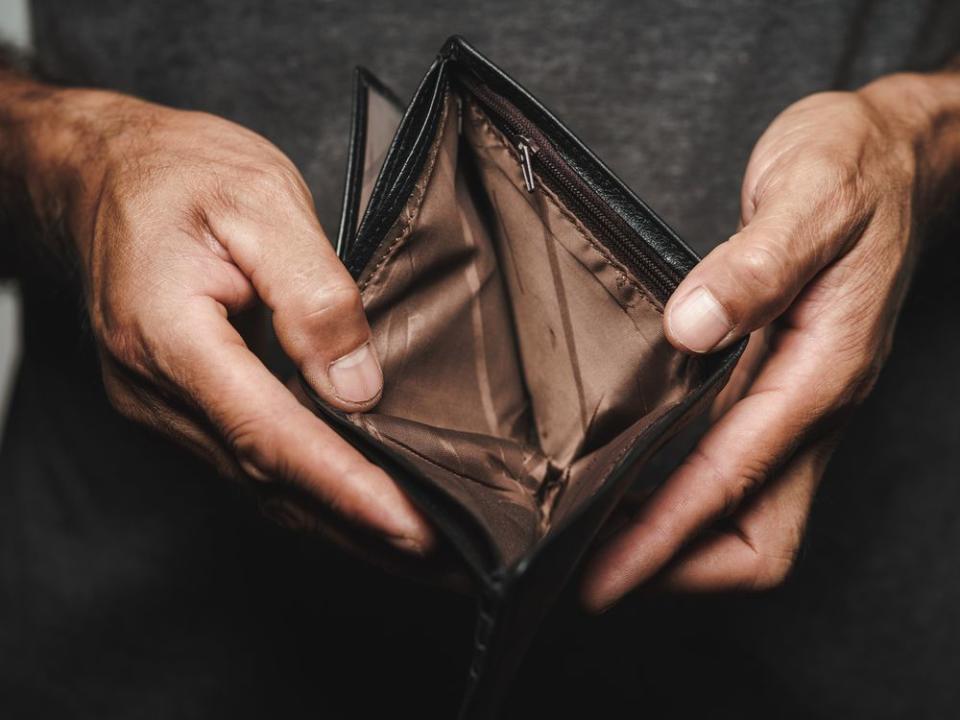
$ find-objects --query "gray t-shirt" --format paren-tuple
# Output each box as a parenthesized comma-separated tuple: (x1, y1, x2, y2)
(29, 0, 960, 255)
(2, 2, 958, 718)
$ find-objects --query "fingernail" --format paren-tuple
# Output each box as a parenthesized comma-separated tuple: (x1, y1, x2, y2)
(329, 343, 383, 404)
(668, 286, 732, 353)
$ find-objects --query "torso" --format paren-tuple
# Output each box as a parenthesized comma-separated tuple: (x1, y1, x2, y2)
(3, 2, 958, 717)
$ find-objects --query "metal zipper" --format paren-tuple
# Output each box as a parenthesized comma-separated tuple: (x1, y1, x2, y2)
(516, 136, 537, 192)
(458, 74, 677, 298)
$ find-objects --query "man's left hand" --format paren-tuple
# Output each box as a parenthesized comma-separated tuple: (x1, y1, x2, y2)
(581, 70, 959, 609)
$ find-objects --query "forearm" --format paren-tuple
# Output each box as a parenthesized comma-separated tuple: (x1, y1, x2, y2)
(0, 59, 69, 271)
(0, 59, 117, 271)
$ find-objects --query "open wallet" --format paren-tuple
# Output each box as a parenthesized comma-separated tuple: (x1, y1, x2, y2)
(304, 36, 746, 719)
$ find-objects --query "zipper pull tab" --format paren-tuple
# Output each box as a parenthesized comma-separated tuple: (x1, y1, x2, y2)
(516, 136, 537, 192)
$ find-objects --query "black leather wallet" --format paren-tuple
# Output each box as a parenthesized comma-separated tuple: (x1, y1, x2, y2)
(307, 36, 745, 718)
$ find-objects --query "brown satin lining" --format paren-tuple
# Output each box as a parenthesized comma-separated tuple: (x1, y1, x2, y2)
(349, 89, 701, 566)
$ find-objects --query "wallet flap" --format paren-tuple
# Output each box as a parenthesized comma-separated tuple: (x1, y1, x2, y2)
(336, 67, 405, 259)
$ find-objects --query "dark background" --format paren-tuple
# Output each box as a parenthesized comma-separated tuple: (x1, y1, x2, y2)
(2, 2, 959, 718)
(255, 227, 960, 719)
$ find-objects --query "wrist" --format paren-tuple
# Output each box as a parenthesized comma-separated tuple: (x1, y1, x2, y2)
(2, 76, 139, 258)
(858, 71, 960, 215)
(17, 86, 115, 242)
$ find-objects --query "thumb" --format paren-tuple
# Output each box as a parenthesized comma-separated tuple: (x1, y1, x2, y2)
(664, 179, 859, 354)
(210, 196, 382, 411)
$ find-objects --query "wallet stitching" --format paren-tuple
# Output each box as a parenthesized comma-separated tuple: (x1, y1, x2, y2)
(467, 102, 663, 315)
(358, 95, 452, 295)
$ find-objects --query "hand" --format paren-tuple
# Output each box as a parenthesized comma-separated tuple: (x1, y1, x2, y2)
(18, 86, 434, 558)
(581, 72, 956, 609)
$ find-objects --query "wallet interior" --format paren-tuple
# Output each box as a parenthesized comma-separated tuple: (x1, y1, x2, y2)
(346, 85, 704, 568)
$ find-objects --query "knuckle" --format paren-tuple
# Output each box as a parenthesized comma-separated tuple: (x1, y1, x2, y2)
(728, 242, 799, 322)
(750, 552, 796, 591)
(740, 507, 807, 592)
(100, 370, 167, 434)
(304, 282, 364, 322)
(812, 147, 861, 191)
(823, 349, 885, 416)
(240, 161, 309, 207)
(751, 525, 804, 591)
(280, 281, 364, 339)
(101, 373, 139, 421)
(223, 414, 277, 483)
(94, 302, 178, 381)
(689, 447, 767, 517)
(721, 469, 765, 517)
(95, 315, 144, 368)
(816, 156, 868, 221)
(729, 242, 793, 302)
(844, 356, 883, 407)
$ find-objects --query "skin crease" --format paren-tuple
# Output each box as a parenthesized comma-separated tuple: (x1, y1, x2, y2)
(579, 71, 960, 609)
(1, 64, 958, 601)
(1, 75, 437, 566)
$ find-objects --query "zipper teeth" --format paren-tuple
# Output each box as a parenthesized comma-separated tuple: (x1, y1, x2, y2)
(534, 152, 675, 296)
(460, 77, 676, 298)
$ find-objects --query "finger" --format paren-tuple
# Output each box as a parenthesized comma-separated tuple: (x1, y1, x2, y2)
(100, 352, 243, 478)
(651, 435, 836, 593)
(580, 390, 803, 611)
(260, 481, 471, 595)
(579, 323, 845, 612)
(284, 375, 468, 589)
(663, 167, 869, 354)
(160, 294, 434, 555)
(206, 172, 383, 410)
(106, 354, 445, 567)
(709, 326, 770, 421)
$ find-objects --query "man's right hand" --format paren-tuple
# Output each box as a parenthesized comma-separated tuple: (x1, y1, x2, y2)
(4, 77, 434, 557)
